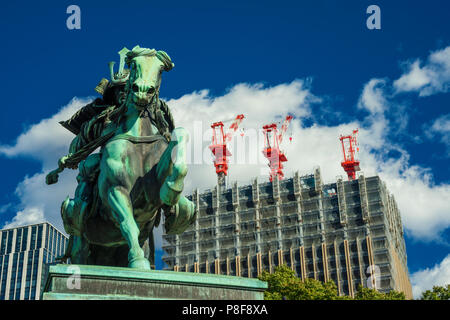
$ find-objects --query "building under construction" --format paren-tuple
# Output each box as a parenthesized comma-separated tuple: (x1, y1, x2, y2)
(162, 168, 413, 299)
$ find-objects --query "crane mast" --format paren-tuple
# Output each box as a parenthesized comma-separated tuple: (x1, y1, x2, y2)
(339, 128, 360, 180)
(209, 114, 245, 186)
(262, 115, 293, 182)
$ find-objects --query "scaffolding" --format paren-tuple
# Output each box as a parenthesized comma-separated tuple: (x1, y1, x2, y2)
(162, 167, 413, 299)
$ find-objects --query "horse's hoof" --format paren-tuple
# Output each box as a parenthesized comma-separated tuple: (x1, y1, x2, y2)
(160, 181, 182, 206)
(129, 257, 151, 270)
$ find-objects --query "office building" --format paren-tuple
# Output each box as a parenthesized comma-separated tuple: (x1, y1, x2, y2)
(0, 222, 68, 300)
(162, 168, 413, 298)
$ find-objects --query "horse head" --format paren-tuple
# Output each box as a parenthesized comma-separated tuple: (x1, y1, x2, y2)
(109, 45, 174, 110)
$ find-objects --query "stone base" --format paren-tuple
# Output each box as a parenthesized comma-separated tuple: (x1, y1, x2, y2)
(41, 264, 267, 300)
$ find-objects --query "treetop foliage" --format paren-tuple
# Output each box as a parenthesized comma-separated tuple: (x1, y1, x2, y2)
(258, 265, 407, 300)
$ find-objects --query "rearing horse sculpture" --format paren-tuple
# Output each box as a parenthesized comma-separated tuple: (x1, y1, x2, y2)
(46, 46, 196, 270)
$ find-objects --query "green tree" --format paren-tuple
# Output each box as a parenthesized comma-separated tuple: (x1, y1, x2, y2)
(258, 264, 405, 300)
(354, 285, 405, 300)
(258, 265, 349, 300)
(420, 285, 450, 300)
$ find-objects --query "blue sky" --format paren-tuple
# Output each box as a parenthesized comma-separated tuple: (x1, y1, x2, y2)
(0, 0, 449, 297)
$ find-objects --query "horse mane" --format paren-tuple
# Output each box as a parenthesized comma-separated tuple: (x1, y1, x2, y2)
(125, 45, 174, 71)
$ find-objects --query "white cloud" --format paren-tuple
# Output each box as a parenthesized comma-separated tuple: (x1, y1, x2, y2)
(167, 79, 450, 242)
(0, 204, 12, 214)
(394, 46, 450, 96)
(426, 114, 450, 156)
(2, 207, 45, 230)
(0, 98, 88, 232)
(358, 78, 389, 115)
(356, 80, 450, 241)
(357, 78, 390, 150)
(2, 170, 78, 233)
(380, 164, 450, 240)
(0, 97, 93, 170)
(170, 80, 316, 131)
(168, 80, 320, 192)
(431, 114, 450, 134)
(1, 75, 449, 252)
(393, 60, 431, 93)
(288, 124, 450, 242)
(411, 254, 450, 299)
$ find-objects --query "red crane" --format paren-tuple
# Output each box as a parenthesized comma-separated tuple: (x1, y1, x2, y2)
(339, 128, 360, 180)
(262, 115, 293, 182)
(209, 114, 245, 186)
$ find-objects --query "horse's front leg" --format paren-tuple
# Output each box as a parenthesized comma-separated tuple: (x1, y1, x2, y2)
(105, 185, 150, 269)
(98, 147, 150, 270)
(157, 127, 189, 206)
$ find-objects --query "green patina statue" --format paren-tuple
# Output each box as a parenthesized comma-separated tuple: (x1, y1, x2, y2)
(46, 46, 196, 270)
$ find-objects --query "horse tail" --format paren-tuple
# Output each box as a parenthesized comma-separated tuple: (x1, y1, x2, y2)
(57, 235, 90, 265)
(149, 228, 155, 269)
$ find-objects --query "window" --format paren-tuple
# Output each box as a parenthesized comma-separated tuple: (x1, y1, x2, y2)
(6, 230, 13, 254)
(8, 253, 18, 299)
(30, 226, 37, 250)
(0, 232, 7, 255)
(52, 228, 57, 255)
(36, 225, 43, 249)
(21, 228, 28, 252)
(56, 233, 61, 256)
(0, 256, 3, 297)
(46, 226, 51, 251)
(15, 228, 23, 253)
(24, 253, 33, 297)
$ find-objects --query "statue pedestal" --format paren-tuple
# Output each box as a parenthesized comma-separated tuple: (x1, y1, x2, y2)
(41, 264, 267, 300)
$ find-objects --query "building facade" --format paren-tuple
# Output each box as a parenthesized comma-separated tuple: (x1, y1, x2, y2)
(162, 168, 413, 299)
(0, 222, 68, 300)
